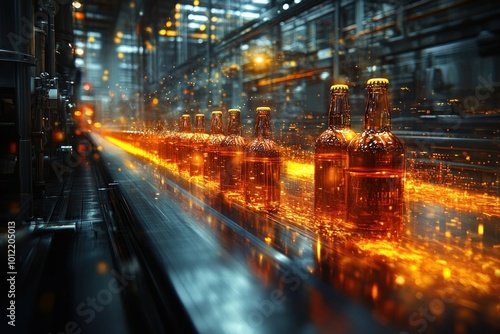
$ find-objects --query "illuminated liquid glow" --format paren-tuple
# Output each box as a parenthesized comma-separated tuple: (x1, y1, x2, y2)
(190, 141, 206, 176)
(314, 127, 354, 221)
(204, 112, 225, 182)
(158, 133, 167, 160)
(314, 152, 346, 219)
(177, 115, 192, 172)
(314, 84, 356, 223)
(220, 150, 245, 191)
(164, 132, 176, 163)
(189, 114, 207, 177)
(204, 140, 224, 182)
(245, 107, 281, 213)
(178, 133, 193, 173)
(245, 155, 281, 213)
(346, 167, 404, 238)
(346, 131, 405, 241)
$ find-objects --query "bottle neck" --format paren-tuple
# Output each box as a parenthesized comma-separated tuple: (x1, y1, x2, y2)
(180, 116, 191, 132)
(364, 84, 391, 131)
(227, 112, 241, 135)
(194, 115, 205, 133)
(210, 114, 224, 134)
(254, 110, 271, 139)
(328, 91, 351, 129)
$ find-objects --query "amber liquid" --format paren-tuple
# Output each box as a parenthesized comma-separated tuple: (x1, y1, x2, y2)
(220, 151, 245, 192)
(164, 133, 176, 163)
(245, 156, 281, 213)
(345, 167, 404, 241)
(203, 134, 225, 182)
(190, 142, 204, 176)
(158, 135, 167, 160)
(314, 152, 346, 218)
(178, 134, 192, 173)
(204, 148, 220, 182)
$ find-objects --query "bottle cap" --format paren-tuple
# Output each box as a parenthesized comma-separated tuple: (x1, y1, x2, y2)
(367, 78, 389, 85)
(331, 84, 349, 90)
(212, 111, 222, 114)
(181, 114, 190, 118)
(228, 108, 240, 113)
(256, 107, 271, 112)
(195, 113, 204, 117)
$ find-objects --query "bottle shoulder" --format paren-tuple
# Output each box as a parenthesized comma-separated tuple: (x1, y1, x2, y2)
(207, 133, 226, 146)
(246, 138, 280, 157)
(180, 132, 193, 141)
(315, 128, 349, 151)
(348, 130, 405, 153)
(190, 133, 209, 144)
(220, 134, 247, 149)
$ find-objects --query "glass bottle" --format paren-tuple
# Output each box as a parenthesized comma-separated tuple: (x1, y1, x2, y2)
(158, 121, 169, 162)
(177, 114, 192, 173)
(166, 117, 182, 165)
(204, 111, 226, 183)
(314, 84, 356, 222)
(189, 113, 208, 177)
(346, 78, 406, 242)
(220, 109, 247, 193)
(244, 107, 281, 213)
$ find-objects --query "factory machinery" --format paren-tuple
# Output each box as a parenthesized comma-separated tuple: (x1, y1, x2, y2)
(1, 1, 499, 334)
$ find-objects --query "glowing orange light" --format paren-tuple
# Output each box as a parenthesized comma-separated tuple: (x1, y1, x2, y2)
(84, 107, 94, 117)
(371, 284, 379, 300)
(395, 276, 405, 285)
(83, 83, 91, 91)
(53, 131, 65, 142)
(9, 142, 17, 154)
(74, 12, 85, 20)
(443, 267, 451, 280)
(316, 238, 321, 262)
(74, 110, 82, 117)
(96, 261, 108, 274)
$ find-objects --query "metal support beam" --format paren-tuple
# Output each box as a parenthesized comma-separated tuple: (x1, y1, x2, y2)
(333, 0, 341, 81)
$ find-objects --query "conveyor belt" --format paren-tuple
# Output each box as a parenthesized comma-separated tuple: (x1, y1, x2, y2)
(90, 132, 500, 334)
(90, 133, 397, 334)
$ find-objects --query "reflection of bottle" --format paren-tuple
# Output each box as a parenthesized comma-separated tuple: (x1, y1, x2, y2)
(346, 78, 405, 241)
(204, 111, 226, 182)
(189, 113, 208, 177)
(220, 109, 247, 193)
(177, 114, 192, 173)
(245, 107, 281, 213)
(315, 84, 356, 221)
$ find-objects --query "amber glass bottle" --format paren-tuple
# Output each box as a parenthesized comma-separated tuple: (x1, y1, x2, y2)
(189, 113, 208, 177)
(177, 114, 192, 173)
(204, 111, 226, 182)
(165, 117, 181, 165)
(220, 109, 247, 193)
(315, 84, 356, 221)
(346, 78, 405, 242)
(245, 107, 281, 213)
